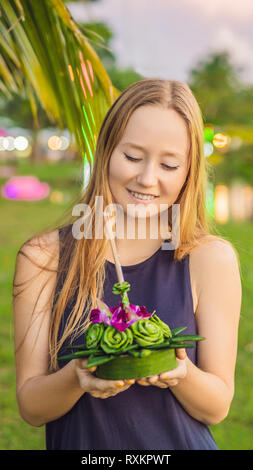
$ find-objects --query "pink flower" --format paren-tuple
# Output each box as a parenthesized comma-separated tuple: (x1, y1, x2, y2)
(90, 301, 155, 332)
(90, 309, 111, 326)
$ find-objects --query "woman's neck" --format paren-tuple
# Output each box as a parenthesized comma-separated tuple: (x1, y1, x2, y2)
(105, 215, 166, 266)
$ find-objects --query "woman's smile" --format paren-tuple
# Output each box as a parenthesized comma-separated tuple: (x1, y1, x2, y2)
(126, 188, 159, 203)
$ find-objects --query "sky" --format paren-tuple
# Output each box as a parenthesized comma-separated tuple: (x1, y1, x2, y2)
(68, 0, 253, 84)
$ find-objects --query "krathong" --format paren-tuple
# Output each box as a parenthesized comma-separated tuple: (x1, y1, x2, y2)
(58, 281, 205, 379)
(58, 212, 205, 379)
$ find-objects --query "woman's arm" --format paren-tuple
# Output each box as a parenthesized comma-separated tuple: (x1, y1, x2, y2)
(13, 232, 134, 427)
(137, 241, 242, 426)
(13, 231, 84, 426)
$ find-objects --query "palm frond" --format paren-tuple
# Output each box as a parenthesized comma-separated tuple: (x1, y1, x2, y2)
(0, 0, 121, 171)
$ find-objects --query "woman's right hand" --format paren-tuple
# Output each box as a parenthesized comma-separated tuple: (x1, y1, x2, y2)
(74, 358, 135, 399)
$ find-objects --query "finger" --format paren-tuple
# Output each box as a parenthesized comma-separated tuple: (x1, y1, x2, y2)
(159, 370, 177, 380)
(175, 348, 187, 360)
(113, 380, 134, 388)
(88, 366, 97, 373)
(159, 361, 186, 381)
(154, 380, 169, 388)
(77, 358, 96, 371)
(147, 375, 159, 384)
(137, 378, 149, 386)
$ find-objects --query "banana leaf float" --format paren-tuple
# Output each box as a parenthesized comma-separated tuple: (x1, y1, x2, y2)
(58, 281, 205, 379)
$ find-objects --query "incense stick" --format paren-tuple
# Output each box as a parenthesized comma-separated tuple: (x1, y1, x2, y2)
(104, 211, 125, 285)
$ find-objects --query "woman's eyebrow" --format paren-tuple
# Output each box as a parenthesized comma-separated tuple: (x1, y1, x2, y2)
(122, 141, 184, 160)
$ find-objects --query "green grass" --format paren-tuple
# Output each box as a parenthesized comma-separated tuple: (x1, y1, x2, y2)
(0, 161, 252, 449)
(208, 221, 253, 450)
(0, 160, 83, 450)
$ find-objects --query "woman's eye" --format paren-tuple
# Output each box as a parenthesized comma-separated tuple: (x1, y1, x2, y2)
(162, 164, 179, 171)
(123, 153, 178, 170)
(123, 153, 140, 162)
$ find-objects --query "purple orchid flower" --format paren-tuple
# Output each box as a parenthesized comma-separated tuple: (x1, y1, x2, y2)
(90, 300, 155, 332)
(90, 308, 111, 326)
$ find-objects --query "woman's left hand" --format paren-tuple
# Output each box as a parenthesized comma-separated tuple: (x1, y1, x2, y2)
(136, 348, 187, 388)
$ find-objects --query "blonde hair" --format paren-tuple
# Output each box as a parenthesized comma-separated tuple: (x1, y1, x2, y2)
(13, 78, 238, 371)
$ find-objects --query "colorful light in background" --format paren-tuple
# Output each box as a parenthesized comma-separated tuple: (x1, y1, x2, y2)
(206, 153, 224, 165)
(0, 128, 8, 137)
(1, 136, 15, 151)
(48, 135, 62, 151)
(68, 64, 74, 82)
(214, 185, 229, 224)
(230, 136, 242, 151)
(83, 158, 91, 190)
(204, 125, 215, 142)
(86, 60, 94, 82)
(203, 126, 231, 157)
(213, 133, 230, 150)
(205, 181, 215, 218)
(50, 190, 64, 204)
(204, 142, 214, 158)
(0, 135, 29, 151)
(47, 135, 70, 151)
(79, 51, 93, 98)
(14, 136, 29, 151)
(229, 183, 253, 221)
(75, 51, 97, 187)
(1, 176, 50, 201)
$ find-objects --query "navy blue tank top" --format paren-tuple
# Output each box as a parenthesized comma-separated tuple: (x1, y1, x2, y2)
(45, 225, 218, 450)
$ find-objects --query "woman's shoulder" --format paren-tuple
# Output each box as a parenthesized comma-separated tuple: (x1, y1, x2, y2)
(18, 228, 60, 267)
(189, 236, 241, 309)
(190, 236, 239, 266)
(13, 229, 61, 300)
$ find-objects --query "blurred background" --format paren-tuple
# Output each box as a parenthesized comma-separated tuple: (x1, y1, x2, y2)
(0, 0, 252, 450)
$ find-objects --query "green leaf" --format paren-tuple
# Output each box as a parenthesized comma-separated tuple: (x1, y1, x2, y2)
(144, 339, 172, 350)
(87, 354, 114, 368)
(58, 350, 95, 361)
(167, 343, 195, 349)
(171, 327, 187, 336)
(171, 335, 205, 343)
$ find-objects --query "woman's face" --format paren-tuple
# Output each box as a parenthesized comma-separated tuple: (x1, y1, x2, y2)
(108, 105, 190, 229)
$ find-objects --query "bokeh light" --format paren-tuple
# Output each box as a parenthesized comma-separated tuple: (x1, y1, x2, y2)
(2, 136, 15, 151)
(204, 142, 214, 158)
(50, 190, 64, 203)
(204, 125, 215, 142)
(1, 176, 50, 201)
(48, 135, 69, 151)
(48, 135, 62, 150)
(14, 136, 29, 151)
(213, 133, 230, 149)
(214, 185, 229, 224)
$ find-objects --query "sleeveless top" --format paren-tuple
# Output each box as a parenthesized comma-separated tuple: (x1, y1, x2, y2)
(45, 225, 218, 450)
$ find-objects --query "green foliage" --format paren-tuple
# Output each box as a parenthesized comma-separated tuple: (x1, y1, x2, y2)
(0, 0, 120, 166)
(213, 144, 253, 186)
(189, 52, 253, 184)
(189, 51, 253, 126)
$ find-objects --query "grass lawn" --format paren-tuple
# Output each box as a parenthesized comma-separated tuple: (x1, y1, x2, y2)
(0, 160, 252, 450)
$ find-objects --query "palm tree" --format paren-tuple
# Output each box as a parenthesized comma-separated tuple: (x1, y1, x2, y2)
(0, 0, 120, 180)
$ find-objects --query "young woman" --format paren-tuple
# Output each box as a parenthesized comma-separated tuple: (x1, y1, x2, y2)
(13, 78, 242, 450)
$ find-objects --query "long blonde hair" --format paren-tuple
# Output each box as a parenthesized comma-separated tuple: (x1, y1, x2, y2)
(13, 78, 237, 371)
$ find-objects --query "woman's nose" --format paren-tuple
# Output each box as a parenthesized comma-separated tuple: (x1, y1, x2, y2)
(136, 163, 158, 186)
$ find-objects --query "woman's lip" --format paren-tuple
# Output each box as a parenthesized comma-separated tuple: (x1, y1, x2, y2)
(127, 188, 159, 201)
